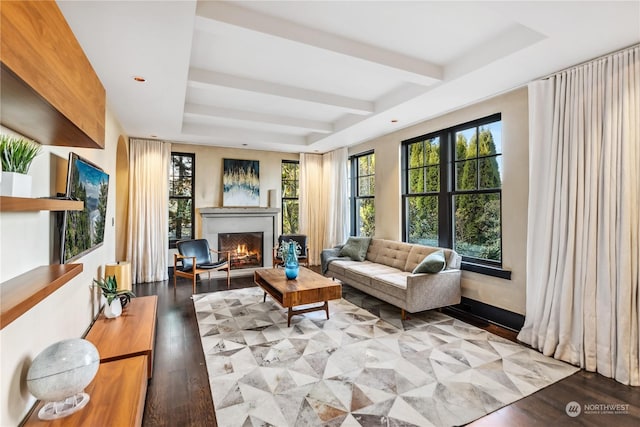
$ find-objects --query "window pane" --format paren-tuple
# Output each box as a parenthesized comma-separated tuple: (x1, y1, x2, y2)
(282, 179, 298, 198)
(453, 193, 501, 262)
(407, 195, 438, 246)
(425, 165, 439, 192)
(408, 168, 424, 193)
(424, 137, 440, 165)
(281, 161, 300, 234)
(456, 160, 477, 190)
(481, 121, 502, 154)
(479, 156, 502, 189)
(455, 128, 476, 160)
(358, 155, 371, 175)
(171, 155, 192, 177)
(169, 198, 192, 241)
(356, 198, 375, 237)
(171, 177, 192, 196)
(358, 176, 370, 196)
(408, 143, 425, 167)
(282, 199, 299, 235)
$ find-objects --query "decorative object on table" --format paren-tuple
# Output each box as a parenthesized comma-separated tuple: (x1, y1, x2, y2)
(26, 338, 100, 420)
(92, 275, 135, 318)
(104, 261, 132, 292)
(0, 133, 41, 197)
(60, 153, 110, 264)
(222, 158, 259, 206)
(278, 239, 301, 280)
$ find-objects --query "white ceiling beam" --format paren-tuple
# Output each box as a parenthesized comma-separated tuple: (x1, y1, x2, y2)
(188, 68, 373, 115)
(182, 122, 306, 146)
(183, 103, 333, 133)
(196, 1, 443, 85)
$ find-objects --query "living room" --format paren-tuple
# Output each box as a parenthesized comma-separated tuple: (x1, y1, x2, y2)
(0, 1, 638, 426)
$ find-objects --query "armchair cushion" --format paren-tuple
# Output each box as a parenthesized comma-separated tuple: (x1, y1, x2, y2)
(176, 239, 214, 271)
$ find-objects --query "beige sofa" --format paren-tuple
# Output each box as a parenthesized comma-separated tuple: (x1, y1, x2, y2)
(322, 238, 462, 319)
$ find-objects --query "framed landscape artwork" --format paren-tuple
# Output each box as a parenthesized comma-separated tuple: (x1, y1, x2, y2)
(222, 159, 259, 206)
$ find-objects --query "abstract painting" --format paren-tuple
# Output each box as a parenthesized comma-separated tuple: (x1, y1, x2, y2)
(223, 159, 259, 206)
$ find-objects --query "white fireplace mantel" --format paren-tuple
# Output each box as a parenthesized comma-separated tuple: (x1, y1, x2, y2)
(200, 207, 280, 275)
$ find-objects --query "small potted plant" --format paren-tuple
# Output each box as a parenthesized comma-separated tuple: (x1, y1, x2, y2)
(92, 276, 135, 318)
(0, 134, 41, 197)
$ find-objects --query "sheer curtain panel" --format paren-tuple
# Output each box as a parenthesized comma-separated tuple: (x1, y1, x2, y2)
(126, 138, 171, 284)
(322, 148, 349, 249)
(299, 153, 325, 265)
(518, 45, 639, 385)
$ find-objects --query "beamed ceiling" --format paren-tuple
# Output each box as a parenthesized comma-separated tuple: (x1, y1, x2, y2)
(57, 0, 640, 153)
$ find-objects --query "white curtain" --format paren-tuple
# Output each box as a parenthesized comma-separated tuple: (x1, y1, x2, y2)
(299, 153, 324, 265)
(518, 45, 639, 385)
(322, 147, 349, 249)
(126, 138, 170, 284)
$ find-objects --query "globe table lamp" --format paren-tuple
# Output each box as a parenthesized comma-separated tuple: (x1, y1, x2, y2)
(26, 338, 100, 420)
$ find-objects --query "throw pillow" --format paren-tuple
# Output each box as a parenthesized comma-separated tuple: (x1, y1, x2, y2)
(338, 237, 371, 261)
(412, 250, 447, 274)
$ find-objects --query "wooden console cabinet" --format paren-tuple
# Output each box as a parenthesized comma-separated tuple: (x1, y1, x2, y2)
(23, 296, 157, 426)
(86, 296, 158, 379)
(23, 355, 148, 426)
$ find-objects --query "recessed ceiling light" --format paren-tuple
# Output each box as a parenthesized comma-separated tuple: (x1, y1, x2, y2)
(133, 76, 146, 82)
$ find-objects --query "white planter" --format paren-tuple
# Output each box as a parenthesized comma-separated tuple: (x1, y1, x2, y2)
(1, 172, 32, 197)
(103, 297, 122, 318)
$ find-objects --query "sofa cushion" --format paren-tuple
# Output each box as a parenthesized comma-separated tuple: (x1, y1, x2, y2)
(412, 249, 446, 274)
(326, 259, 363, 276)
(366, 239, 413, 270)
(339, 237, 371, 261)
(370, 272, 412, 300)
(405, 245, 459, 272)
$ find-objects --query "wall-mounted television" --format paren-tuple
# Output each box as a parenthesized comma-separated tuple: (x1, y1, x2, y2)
(60, 153, 109, 264)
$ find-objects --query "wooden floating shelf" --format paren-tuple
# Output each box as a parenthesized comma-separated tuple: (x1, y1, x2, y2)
(0, 263, 83, 329)
(0, 196, 83, 212)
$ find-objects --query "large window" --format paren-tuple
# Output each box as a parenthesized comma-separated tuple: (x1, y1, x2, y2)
(281, 160, 299, 234)
(169, 152, 194, 248)
(403, 114, 505, 275)
(350, 151, 375, 236)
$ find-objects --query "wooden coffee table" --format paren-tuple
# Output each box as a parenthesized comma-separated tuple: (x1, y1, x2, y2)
(254, 267, 342, 326)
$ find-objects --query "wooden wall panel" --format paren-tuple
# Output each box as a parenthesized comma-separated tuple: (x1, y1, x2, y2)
(0, 1, 105, 148)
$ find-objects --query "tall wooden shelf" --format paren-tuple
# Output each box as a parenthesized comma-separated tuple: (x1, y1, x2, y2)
(0, 264, 83, 330)
(0, 196, 83, 212)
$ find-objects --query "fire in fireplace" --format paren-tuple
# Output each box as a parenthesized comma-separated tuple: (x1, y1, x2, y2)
(218, 232, 263, 269)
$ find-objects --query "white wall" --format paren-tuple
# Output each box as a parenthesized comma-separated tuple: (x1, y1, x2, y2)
(348, 87, 529, 315)
(0, 108, 123, 426)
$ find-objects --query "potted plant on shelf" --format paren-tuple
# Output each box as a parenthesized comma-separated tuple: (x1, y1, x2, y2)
(0, 134, 41, 197)
(92, 276, 135, 318)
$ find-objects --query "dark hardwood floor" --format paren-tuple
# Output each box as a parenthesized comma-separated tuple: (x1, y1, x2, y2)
(136, 272, 639, 427)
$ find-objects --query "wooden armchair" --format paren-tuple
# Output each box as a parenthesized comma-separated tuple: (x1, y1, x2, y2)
(173, 239, 230, 293)
(273, 234, 310, 268)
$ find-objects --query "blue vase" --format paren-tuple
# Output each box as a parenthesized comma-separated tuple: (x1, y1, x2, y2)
(284, 243, 299, 280)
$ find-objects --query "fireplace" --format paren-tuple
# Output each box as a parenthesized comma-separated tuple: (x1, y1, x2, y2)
(218, 232, 263, 270)
(200, 207, 279, 274)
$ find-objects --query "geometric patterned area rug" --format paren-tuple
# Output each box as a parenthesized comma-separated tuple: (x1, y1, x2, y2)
(193, 286, 579, 427)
